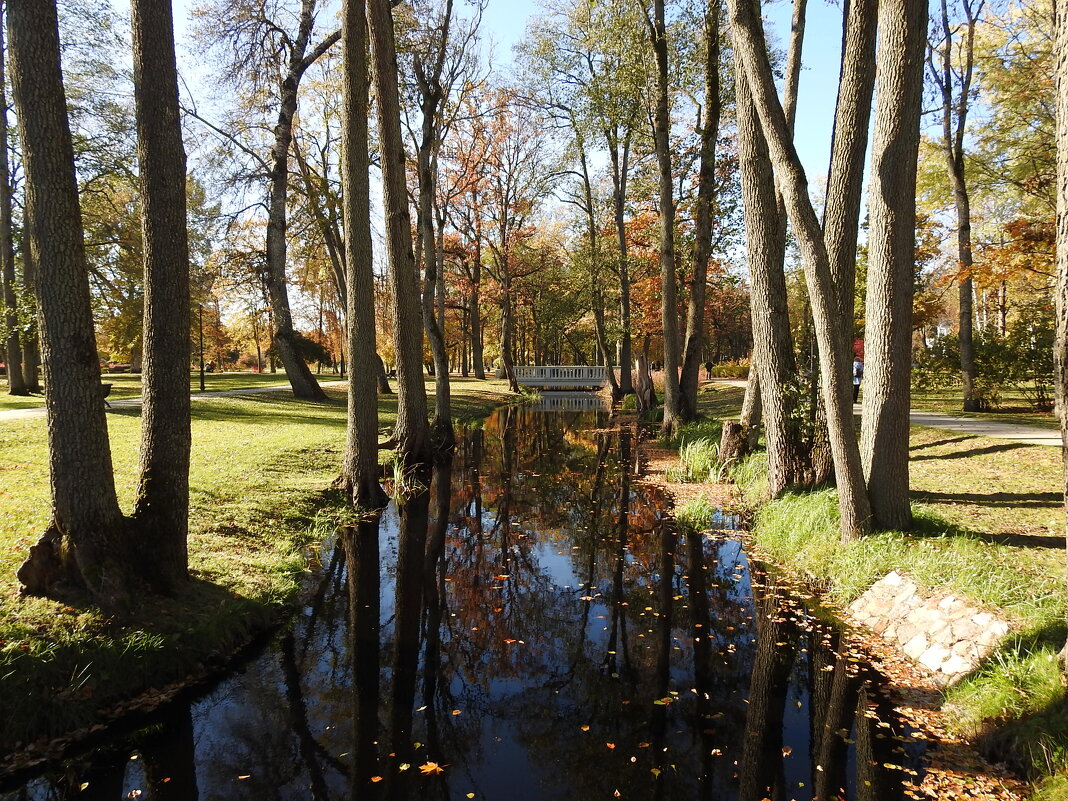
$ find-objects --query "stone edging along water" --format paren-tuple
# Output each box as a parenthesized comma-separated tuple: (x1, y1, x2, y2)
(847, 571, 1011, 686)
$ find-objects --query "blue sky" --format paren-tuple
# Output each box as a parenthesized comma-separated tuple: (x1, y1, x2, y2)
(169, 0, 847, 182)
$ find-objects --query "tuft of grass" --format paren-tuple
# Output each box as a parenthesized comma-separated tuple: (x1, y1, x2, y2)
(658, 417, 721, 449)
(675, 496, 718, 535)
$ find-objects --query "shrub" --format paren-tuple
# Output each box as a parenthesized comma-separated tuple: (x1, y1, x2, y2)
(711, 358, 750, 378)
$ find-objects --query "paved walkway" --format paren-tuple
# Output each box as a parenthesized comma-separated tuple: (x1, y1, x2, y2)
(706, 378, 1061, 448)
(0, 381, 346, 423)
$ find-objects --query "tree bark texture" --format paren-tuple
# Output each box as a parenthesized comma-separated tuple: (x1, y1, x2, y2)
(730, 0, 872, 538)
(734, 70, 807, 496)
(608, 129, 634, 395)
(1052, 1, 1068, 673)
(935, 0, 980, 411)
(130, 0, 193, 592)
(264, 0, 330, 402)
(0, 10, 25, 397)
(860, 0, 926, 530)
(10, 0, 130, 602)
(414, 2, 455, 449)
(368, 0, 431, 466)
(679, 0, 722, 422)
(20, 236, 41, 392)
(340, 0, 386, 508)
(824, 0, 877, 361)
(648, 0, 683, 437)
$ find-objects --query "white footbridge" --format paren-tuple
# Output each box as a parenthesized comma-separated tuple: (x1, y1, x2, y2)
(513, 365, 609, 391)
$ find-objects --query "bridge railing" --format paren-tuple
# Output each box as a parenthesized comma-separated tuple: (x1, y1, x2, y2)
(514, 365, 608, 384)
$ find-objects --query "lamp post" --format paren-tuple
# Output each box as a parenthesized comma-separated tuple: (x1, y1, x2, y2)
(198, 304, 205, 392)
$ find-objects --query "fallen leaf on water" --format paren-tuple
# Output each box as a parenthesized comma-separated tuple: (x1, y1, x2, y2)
(494, 574, 510, 580)
(651, 768, 661, 778)
(452, 709, 462, 716)
(580, 725, 590, 732)
(399, 763, 410, 771)
(237, 776, 251, 781)
(613, 791, 621, 797)
(503, 638, 517, 644)
(467, 794, 475, 799)
(370, 777, 383, 783)
(606, 743, 616, 750)
(79, 784, 89, 791)
(419, 762, 445, 775)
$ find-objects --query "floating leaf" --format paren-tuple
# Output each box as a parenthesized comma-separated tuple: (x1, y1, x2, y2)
(452, 709, 462, 716)
(606, 743, 616, 749)
(399, 763, 411, 771)
(580, 725, 590, 732)
(419, 762, 445, 775)
(370, 777, 384, 783)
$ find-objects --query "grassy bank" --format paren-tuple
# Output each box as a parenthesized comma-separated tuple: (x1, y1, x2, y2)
(0, 369, 335, 411)
(0, 377, 512, 763)
(666, 384, 1068, 797)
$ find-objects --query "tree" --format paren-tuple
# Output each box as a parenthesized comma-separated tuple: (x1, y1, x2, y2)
(340, 0, 387, 507)
(10, 0, 129, 602)
(368, 0, 431, 466)
(643, 0, 683, 438)
(192, 0, 338, 401)
(929, 0, 984, 411)
(0, 4, 25, 397)
(678, 0, 722, 422)
(859, 0, 928, 530)
(729, 0, 872, 539)
(1053, 0, 1068, 673)
(129, 0, 193, 591)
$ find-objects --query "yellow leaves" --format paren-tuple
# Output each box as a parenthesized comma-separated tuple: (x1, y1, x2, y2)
(580, 724, 590, 731)
(452, 709, 462, 716)
(419, 762, 445, 775)
(650, 768, 661, 778)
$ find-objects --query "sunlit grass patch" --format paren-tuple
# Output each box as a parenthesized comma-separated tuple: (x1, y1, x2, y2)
(0, 377, 512, 753)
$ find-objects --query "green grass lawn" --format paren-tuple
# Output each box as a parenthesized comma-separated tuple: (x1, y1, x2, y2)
(0, 377, 512, 757)
(911, 385, 1059, 430)
(0, 369, 335, 411)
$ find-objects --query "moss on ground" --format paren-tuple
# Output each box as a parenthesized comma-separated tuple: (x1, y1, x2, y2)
(0, 378, 512, 759)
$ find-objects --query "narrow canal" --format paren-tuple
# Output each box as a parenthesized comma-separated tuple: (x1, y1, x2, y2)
(3, 402, 924, 800)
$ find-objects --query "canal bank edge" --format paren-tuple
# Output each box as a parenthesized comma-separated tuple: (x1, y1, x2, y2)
(0, 381, 518, 779)
(634, 423, 1037, 801)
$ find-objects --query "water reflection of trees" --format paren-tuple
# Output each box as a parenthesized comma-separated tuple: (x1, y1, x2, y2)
(7, 408, 917, 801)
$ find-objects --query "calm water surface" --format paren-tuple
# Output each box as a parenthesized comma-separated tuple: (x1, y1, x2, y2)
(3, 404, 923, 800)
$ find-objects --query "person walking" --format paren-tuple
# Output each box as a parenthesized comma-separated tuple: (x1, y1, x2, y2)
(852, 356, 864, 403)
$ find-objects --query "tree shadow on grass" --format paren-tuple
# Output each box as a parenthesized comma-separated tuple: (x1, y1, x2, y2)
(911, 442, 1028, 461)
(908, 434, 973, 451)
(909, 507, 1065, 548)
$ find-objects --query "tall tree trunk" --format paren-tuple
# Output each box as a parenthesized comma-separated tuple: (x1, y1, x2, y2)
(10, 0, 130, 603)
(735, 70, 807, 495)
(130, 0, 192, 593)
(648, 0, 683, 438)
(264, 0, 333, 402)
(0, 11, 25, 397)
(340, 0, 386, 508)
(934, 0, 981, 411)
(577, 129, 621, 399)
(860, 0, 926, 530)
(1051, 1, 1068, 673)
(20, 246, 41, 393)
(367, 0, 430, 466)
(824, 0, 878, 362)
(680, 0, 722, 422)
(414, 5, 455, 449)
(608, 129, 634, 396)
(729, 0, 872, 539)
